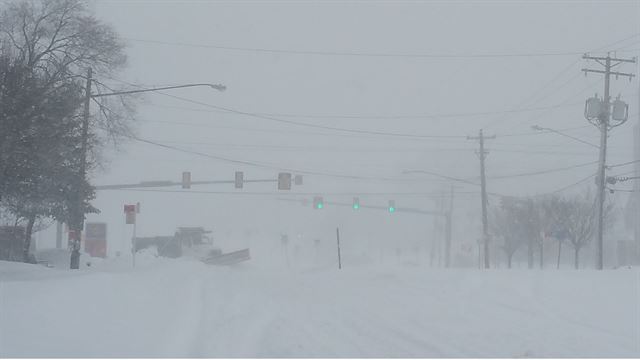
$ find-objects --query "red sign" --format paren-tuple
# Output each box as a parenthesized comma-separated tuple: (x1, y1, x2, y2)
(85, 223, 107, 258)
(124, 204, 136, 213)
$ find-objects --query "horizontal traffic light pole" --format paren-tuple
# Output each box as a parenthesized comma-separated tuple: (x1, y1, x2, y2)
(277, 198, 447, 217)
(95, 179, 277, 190)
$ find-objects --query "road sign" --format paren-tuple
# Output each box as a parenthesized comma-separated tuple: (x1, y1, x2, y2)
(126, 211, 136, 224)
(124, 204, 136, 224)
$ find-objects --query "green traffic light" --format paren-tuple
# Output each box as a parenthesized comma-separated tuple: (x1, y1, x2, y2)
(389, 207, 395, 213)
(317, 203, 323, 209)
(353, 204, 359, 210)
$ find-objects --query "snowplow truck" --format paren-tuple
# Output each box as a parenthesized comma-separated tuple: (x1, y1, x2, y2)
(134, 227, 250, 265)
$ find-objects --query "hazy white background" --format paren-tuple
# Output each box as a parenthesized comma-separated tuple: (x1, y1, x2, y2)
(36, 1, 640, 262)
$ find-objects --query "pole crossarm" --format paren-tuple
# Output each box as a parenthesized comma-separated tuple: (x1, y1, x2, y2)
(466, 135, 497, 140)
(582, 68, 635, 78)
(583, 54, 637, 63)
(90, 83, 226, 98)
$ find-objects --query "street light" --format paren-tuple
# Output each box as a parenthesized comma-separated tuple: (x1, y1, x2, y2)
(69, 68, 226, 269)
(91, 83, 226, 98)
(530, 125, 599, 149)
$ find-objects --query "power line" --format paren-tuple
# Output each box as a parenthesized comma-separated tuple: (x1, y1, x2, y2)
(108, 76, 594, 141)
(608, 159, 640, 168)
(544, 172, 597, 195)
(483, 67, 583, 129)
(127, 133, 464, 184)
(106, 76, 469, 139)
(123, 36, 640, 59)
(482, 33, 640, 130)
(138, 99, 582, 121)
(487, 160, 599, 180)
(494, 125, 590, 138)
(131, 131, 612, 186)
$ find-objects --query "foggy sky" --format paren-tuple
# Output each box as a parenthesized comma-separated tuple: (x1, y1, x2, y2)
(36, 1, 639, 256)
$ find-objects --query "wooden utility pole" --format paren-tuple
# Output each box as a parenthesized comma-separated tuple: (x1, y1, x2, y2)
(70, 67, 92, 270)
(444, 184, 454, 268)
(468, 129, 495, 269)
(336, 227, 342, 270)
(635, 96, 640, 265)
(582, 53, 636, 270)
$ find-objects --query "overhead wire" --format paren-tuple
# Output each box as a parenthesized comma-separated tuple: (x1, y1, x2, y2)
(123, 36, 640, 59)
(482, 33, 640, 130)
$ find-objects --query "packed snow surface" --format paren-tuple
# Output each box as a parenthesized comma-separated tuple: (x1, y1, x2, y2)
(1, 255, 639, 358)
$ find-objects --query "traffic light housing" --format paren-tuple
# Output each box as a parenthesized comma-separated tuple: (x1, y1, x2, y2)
(352, 197, 360, 210)
(278, 172, 292, 190)
(181, 171, 191, 189)
(235, 171, 244, 189)
(313, 196, 324, 209)
(388, 200, 396, 213)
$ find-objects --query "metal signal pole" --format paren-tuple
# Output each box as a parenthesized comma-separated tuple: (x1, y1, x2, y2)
(582, 53, 636, 270)
(468, 129, 495, 269)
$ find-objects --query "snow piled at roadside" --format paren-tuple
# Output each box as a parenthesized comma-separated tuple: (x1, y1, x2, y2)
(1, 256, 639, 358)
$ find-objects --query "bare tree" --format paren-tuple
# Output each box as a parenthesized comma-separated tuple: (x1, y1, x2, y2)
(0, 0, 136, 163)
(539, 191, 616, 269)
(490, 197, 530, 268)
(0, 0, 134, 261)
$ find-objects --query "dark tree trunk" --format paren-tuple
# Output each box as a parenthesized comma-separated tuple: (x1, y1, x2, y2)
(507, 253, 513, 269)
(22, 214, 36, 263)
(557, 240, 563, 269)
(574, 246, 580, 269)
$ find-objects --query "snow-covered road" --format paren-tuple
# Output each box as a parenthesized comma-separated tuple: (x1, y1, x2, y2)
(1, 257, 639, 357)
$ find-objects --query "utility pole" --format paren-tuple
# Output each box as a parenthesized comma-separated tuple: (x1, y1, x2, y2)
(69, 68, 92, 270)
(55, 222, 62, 249)
(444, 184, 454, 268)
(635, 65, 640, 265)
(336, 227, 342, 270)
(468, 129, 495, 269)
(582, 53, 636, 270)
(635, 89, 640, 265)
(430, 197, 440, 267)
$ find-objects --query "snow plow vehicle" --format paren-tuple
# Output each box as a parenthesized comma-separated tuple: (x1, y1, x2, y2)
(135, 227, 250, 265)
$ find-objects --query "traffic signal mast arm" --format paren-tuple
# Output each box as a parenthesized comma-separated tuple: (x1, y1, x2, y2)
(278, 198, 447, 217)
(95, 178, 277, 190)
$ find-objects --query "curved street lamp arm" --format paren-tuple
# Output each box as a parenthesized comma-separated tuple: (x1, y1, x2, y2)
(531, 125, 599, 149)
(91, 83, 225, 98)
